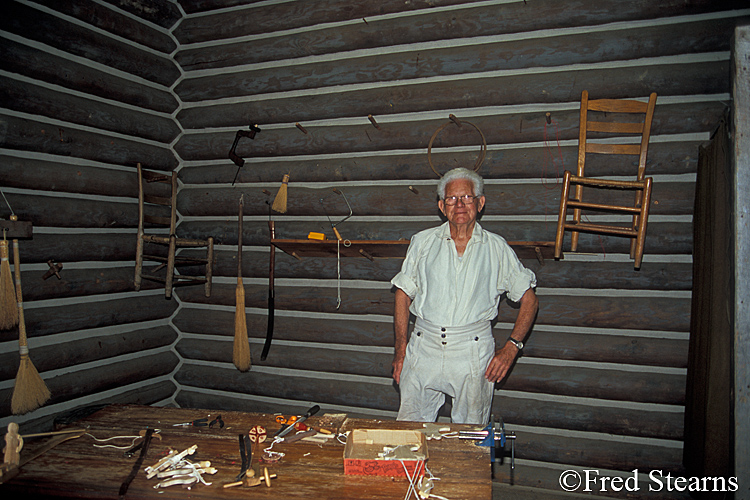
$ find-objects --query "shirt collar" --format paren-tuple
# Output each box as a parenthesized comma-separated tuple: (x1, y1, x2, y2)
(439, 221, 487, 243)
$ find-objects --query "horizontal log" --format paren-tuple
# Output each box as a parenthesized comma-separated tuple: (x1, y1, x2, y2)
(175, 338, 685, 404)
(173, 0, 734, 48)
(493, 393, 683, 440)
(0, 39, 178, 113)
(175, 362, 400, 412)
(521, 330, 688, 369)
(0, 325, 177, 380)
(0, 113, 178, 169)
(176, 61, 729, 133)
(174, 0, 479, 43)
(0, 157, 141, 197)
(12, 267, 160, 302)
(178, 182, 695, 218)
(176, 16, 735, 95)
(502, 363, 685, 405)
(37, 0, 180, 48)
(181, 140, 701, 184)
(173, 308, 395, 346)
(0, 295, 178, 341)
(0, 351, 179, 418)
(0, 192, 136, 229)
(0, 76, 180, 143)
(516, 430, 684, 473)
(177, 282, 690, 332)
(8, 233, 138, 264)
(1, 2, 181, 86)
(179, 219, 693, 255)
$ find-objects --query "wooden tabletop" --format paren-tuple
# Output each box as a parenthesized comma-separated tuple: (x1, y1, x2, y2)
(1, 404, 492, 499)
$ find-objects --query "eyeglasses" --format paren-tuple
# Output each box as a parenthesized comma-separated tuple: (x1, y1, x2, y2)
(443, 195, 477, 206)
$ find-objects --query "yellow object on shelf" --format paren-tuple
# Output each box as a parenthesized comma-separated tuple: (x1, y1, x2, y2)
(307, 232, 326, 241)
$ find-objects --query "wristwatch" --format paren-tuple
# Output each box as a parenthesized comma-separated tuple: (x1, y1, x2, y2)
(507, 338, 524, 350)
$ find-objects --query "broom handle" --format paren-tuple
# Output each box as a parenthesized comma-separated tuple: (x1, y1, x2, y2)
(12, 238, 27, 350)
(238, 196, 243, 280)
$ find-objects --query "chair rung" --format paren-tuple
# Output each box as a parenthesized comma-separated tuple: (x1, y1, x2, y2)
(566, 200, 643, 214)
(174, 257, 209, 266)
(569, 176, 647, 189)
(585, 143, 641, 155)
(564, 222, 638, 237)
(142, 253, 169, 262)
(174, 239, 211, 247)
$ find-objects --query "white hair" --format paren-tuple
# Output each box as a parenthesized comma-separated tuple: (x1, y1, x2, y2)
(437, 168, 484, 199)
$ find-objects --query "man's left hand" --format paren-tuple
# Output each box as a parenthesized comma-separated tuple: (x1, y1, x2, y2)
(484, 343, 519, 384)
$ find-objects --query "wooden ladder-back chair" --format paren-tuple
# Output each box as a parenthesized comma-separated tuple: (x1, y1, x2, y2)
(554, 90, 657, 269)
(134, 163, 214, 299)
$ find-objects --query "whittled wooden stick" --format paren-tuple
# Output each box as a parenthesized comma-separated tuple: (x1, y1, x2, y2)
(223, 472, 276, 488)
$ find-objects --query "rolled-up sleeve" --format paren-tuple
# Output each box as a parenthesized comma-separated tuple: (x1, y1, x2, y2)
(498, 241, 537, 303)
(391, 238, 421, 298)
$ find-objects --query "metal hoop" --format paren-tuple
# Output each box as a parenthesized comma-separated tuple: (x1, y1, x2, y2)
(427, 117, 487, 177)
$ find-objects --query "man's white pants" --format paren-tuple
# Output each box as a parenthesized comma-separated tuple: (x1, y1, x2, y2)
(396, 318, 495, 425)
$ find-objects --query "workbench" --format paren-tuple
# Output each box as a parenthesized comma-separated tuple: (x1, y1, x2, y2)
(1, 404, 493, 499)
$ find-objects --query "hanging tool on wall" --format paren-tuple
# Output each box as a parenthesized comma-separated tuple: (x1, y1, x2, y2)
(233, 195, 251, 372)
(228, 124, 261, 186)
(322, 189, 353, 309)
(9, 215, 51, 415)
(326, 188, 352, 241)
(42, 260, 63, 280)
(261, 219, 276, 361)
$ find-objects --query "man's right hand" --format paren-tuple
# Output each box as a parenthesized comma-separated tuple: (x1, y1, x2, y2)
(392, 356, 404, 384)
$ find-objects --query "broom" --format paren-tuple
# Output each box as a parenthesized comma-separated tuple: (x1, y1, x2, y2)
(233, 195, 251, 372)
(0, 236, 18, 330)
(271, 174, 289, 213)
(10, 222, 51, 414)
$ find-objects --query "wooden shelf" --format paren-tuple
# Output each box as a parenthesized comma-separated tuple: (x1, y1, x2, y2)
(271, 239, 409, 260)
(271, 238, 555, 262)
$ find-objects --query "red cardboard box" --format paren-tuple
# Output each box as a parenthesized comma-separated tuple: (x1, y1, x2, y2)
(343, 429, 427, 477)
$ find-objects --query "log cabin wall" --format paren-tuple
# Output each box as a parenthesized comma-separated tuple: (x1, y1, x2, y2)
(0, 0, 747, 496)
(0, 1, 184, 428)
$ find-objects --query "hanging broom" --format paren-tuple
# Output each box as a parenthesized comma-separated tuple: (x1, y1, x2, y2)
(10, 218, 51, 414)
(271, 174, 289, 213)
(0, 235, 18, 330)
(233, 195, 251, 372)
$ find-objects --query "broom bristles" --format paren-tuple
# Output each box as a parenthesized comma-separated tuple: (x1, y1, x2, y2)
(11, 351, 51, 415)
(233, 282, 251, 372)
(0, 240, 18, 330)
(271, 174, 289, 213)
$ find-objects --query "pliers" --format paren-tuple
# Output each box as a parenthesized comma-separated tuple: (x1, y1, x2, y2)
(209, 415, 224, 428)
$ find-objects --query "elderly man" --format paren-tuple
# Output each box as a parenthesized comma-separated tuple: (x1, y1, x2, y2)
(391, 167, 539, 425)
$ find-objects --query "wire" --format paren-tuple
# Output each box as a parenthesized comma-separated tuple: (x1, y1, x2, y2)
(85, 432, 142, 449)
(1, 189, 14, 215)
